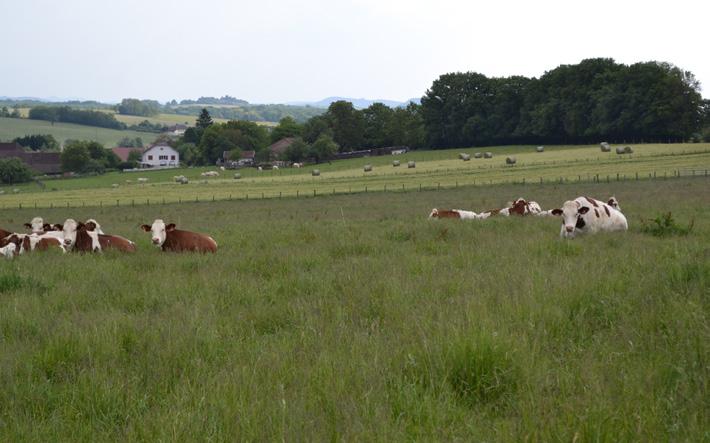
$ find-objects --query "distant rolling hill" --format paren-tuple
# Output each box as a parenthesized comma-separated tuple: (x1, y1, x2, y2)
(0, 117, 158, 147)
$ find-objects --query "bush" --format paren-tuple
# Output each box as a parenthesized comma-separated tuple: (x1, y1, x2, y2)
(640, 212, 694, 237)
(0, 157, 34, 184)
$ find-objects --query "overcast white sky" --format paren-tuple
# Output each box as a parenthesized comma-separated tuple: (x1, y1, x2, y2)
(2, 0, 708, 103)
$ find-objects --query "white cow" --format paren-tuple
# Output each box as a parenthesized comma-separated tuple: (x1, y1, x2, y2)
(551, 196, 628, 239)
(429, 209, 478, 219)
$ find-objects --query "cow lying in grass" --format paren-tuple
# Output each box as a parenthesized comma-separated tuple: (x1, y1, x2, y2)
(551, 196, 628, 239)
(428, 209, 478, 219)
(0, 232, 65, 255)
(141, 220, 217, 253)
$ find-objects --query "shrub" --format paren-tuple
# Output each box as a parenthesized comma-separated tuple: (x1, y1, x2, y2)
(640, 212, 693, 237)
(0, 157, 34, 184)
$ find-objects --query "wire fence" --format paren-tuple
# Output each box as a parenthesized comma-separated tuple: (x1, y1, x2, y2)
(5, 168, 709, 211)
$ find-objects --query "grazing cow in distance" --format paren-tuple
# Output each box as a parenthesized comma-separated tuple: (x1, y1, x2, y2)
(429, 208, 478, 219)
(551, 196, 628, 239)
(62, 219, 101, 252)
(141, 219, 217, 253)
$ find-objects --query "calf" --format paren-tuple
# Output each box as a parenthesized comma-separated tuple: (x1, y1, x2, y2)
(141, 219, 217, 253)
(551, 196, 628, 239)
(429, 208, 478, 219)
(62, 219, 101, 252)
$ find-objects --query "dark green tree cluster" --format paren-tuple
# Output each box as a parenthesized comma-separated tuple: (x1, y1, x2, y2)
(299, 101, 425, 151)
(168, 104, 323, 123)
(116, 98, 161, 117)
(117, 136, 144, 147)
(13, 134, 59, 151)
(174, 110, 271, 165)
(0, 158, 33, 184)
(281, 135, 339, 163)
(60, 141, 120, 173)
(126, 120, 166, 133)
(28, 106, 125, 129)
(421, 59, 705, 147)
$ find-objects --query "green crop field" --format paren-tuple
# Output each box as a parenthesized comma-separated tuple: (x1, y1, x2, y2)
(0, 117, 159, 147)
(0, 177, 707, 440)
(1, 143, 708, 209)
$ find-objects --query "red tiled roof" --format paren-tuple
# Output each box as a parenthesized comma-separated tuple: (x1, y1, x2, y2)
(268, 137, 295, 156)
(112, 147, 144, 162)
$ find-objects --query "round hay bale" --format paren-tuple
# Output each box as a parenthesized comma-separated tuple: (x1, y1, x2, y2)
(506, 156, 517, 165)
(407, 161, 416, 168)
(616, 147, 625, 155)
(536, 146, 544, 152)
(179, 177, 189, 184)
(484, 152, 493, 159)
(474, 152, 483, 159)
(601, 144, 611, 152)
(234, 173, 241, 179)
(392, 160, 400, 167)
(458, 152, 466, 159)
(112, 183, 119, 188)
(460, 154, 471, 161)
(364, 164, 373, 172)
(624, 146, 634, 154)
(312, 169, 320, 177)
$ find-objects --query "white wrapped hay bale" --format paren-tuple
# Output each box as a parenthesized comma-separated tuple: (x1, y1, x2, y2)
(364, 164, 373, 172)
(484, 152, 493, 159)
(474, 152, 483, 159)
(536, 146, 544, 152)
(616, 147, 625, 154)
(506, 156, 517, 165)
(312, 169, 320, 176)
(407, 161, 416, 168)
(234, 173, 241, 179)
(392, 160, 400, 167)
(460, 154, 471, 161)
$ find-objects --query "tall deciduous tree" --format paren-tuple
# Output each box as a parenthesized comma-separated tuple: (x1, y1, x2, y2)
(271, 116, 303, 142)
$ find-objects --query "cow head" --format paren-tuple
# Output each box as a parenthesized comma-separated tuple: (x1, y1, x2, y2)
(429, 208, 439, 219)
(509, 199, 529, 215)
(607, 197, 620, 211)
(85, 219, 103, 234)
(24, 217, 45, 234)
(141, 219, 176, 246)
(551, 201, 590, 238)
(62, 219, 80, 249)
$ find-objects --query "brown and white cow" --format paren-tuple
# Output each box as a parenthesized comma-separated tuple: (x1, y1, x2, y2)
(477, 198, 543, 219)
(429, 208, 478, 219)
(62, 219, 101, 252)
(0, 232, 64, 254)
(82, 220, 136, 252)
(0, 243, 16, 259)
(140, 219, 217, 253)
(551, 196, 628, 239)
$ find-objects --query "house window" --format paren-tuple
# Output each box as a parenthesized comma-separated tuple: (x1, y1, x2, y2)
(159, 155, 168, 160)
(171, 155, 176, 160)
(148, 155, 153, 160)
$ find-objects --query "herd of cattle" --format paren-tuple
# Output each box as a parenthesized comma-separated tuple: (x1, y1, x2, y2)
(430, 195, 629, 239)
(0, 217, 217, 259)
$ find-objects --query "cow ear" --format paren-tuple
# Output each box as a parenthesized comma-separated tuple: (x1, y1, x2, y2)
(52, 224, 63, 231)
(578, 206, 590, 214)
(140, 224, 152, 232)
(85, 222, 96, 231)
(23, 223, 32, 229)
(76, 222, 85, 230)
(43, 223, 52, 231)
(165, 223, 176, 231)
(551, 208, 563, 216)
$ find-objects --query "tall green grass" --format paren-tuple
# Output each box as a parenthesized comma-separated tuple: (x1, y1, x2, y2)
(0, 178, 707, 440)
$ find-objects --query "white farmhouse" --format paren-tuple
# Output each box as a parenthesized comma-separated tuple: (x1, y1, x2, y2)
(141, 144, 179, 169)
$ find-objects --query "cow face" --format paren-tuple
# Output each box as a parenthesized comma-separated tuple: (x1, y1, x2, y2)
(62, 219, 80, 249)
(607, 197, 620, 211)
(24, 217, 45, 234)
(85, 219, 103, 234)
(552, 201, 590, 238)
(141, 220, 176, 247)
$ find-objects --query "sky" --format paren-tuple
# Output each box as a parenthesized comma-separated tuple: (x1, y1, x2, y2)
(2, 0, 709, 104)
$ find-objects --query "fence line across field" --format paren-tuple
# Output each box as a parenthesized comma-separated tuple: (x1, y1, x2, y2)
(7, 169, 709, 211)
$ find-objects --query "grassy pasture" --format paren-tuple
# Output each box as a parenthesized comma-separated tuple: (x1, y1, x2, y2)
(1, 143, 708, 209)
(0, 117, 158, 147)
(0, 177, 707, 440)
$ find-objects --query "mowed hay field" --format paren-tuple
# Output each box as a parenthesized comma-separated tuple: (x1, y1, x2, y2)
(0, 117, 158, 147)
(1, 143, 709, 209)
(0, 178, 708, 440)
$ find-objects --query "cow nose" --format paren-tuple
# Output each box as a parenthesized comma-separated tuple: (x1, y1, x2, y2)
(64, 239, 72, 245)
(152, 238, 160, 244)
(565, 226, 574, 232)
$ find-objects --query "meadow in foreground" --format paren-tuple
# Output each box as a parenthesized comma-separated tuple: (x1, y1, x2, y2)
(0, 178, 707, 441)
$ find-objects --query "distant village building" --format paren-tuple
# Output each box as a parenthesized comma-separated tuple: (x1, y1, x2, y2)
(162, 124, 188, 136)
(111, 146, 144, 163)
(141, 144, 179, 168)
(0, 142, 61, 174)
(268, 137, 295, 160)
